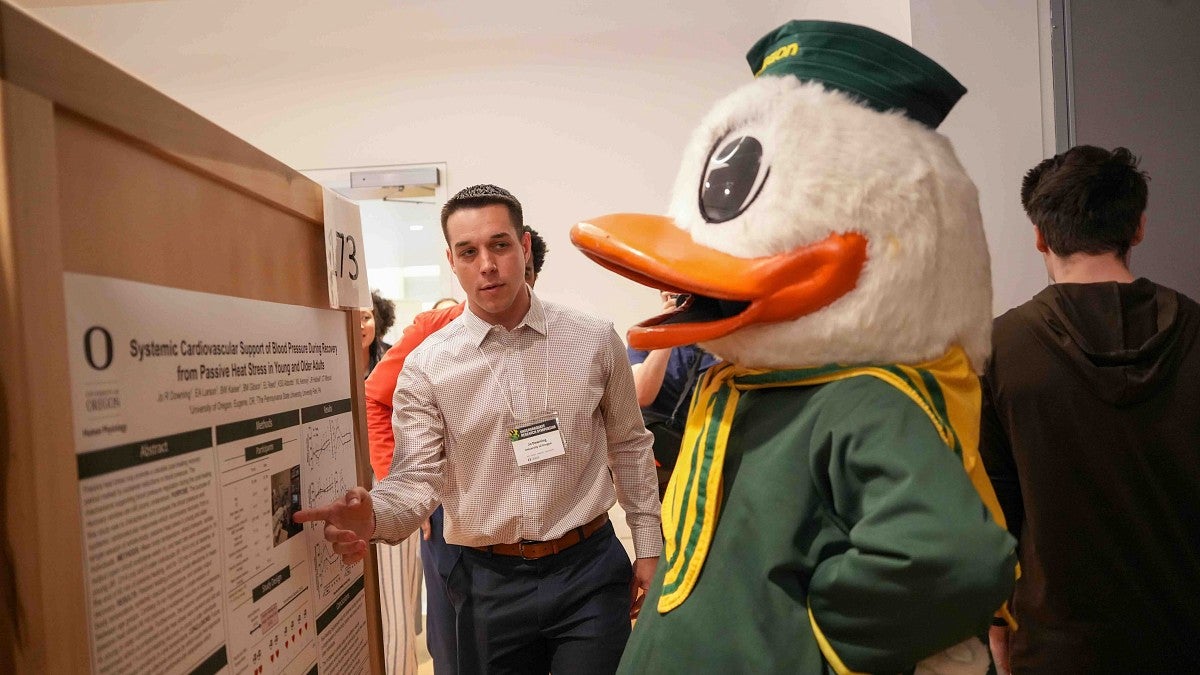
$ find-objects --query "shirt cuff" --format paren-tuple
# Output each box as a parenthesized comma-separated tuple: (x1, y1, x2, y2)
(631, 525, 664, 559)
(370, 499, 418, 545)
(369, 501, 394, 544)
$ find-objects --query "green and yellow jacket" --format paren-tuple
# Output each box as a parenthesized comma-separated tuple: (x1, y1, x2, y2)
(619, 348, 1016, 674)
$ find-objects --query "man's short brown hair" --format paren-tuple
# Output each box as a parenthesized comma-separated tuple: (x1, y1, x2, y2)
(440, 184, 524, 243)
(1024, 145, 1149, 258)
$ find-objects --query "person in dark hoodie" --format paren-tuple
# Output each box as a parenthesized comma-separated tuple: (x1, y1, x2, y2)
(982, 145, 1200, 674)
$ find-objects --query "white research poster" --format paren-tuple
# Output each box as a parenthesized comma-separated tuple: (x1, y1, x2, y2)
(64, 273, 369, 675)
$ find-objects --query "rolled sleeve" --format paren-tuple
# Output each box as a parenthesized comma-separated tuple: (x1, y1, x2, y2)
(369, 359, 445, 544)
(627, 345, 649, 366)
(601, 327, 663, 558)
(365, 307, 459, 481)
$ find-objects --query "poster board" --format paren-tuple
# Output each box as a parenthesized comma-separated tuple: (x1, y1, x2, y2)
(0, 2, 383, 672)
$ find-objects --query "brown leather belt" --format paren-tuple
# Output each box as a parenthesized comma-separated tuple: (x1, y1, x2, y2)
(473, 513, 609, 560)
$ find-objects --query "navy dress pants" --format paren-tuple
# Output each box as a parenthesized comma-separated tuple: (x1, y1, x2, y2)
(422, 506, 463, 674)
(446, 521, 633, 675)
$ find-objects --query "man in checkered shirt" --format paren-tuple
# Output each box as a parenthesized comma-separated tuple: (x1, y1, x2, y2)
(298, 184, 662, 674)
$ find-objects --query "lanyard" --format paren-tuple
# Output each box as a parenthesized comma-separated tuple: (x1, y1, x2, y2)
(476, 317, 552, 421)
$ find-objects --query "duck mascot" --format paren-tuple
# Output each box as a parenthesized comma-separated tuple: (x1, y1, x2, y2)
(572, 21, 1017, 675)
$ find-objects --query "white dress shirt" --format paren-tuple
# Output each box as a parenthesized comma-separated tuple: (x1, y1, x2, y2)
(371, 290, 662, 559)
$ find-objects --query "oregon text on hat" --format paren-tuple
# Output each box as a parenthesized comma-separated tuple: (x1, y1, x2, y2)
(746, 20, 966, 129)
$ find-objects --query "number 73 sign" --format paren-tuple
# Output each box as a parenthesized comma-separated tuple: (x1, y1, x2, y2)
(322, 188, 371, 310)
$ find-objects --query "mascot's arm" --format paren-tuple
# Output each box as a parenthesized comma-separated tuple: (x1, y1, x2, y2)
(806, 378, 1016, 673)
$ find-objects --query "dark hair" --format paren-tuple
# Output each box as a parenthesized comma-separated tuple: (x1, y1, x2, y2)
(440, 184, 524, 243)
(526, 227, 549, 275)
(1024, 145, 1149, 258)
(1020, 155, 1062, 213)
(370, 289, 396, 338)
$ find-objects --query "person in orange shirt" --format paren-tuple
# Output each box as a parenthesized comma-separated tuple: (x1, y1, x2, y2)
(364, 225, 547, 673)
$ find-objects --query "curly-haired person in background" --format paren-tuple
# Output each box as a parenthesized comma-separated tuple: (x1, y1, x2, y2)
(363, 289, 396, 376)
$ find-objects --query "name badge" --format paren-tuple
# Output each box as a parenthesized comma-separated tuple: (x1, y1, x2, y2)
(509, 414, 566, 466)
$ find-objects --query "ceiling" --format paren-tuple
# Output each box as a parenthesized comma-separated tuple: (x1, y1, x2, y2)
(16, 0, 155, 7)
(9, 0, 793, 167)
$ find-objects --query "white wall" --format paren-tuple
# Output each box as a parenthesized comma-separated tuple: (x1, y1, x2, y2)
(800, 0, 911, 42)
(26, 0, 914, 338)
(910, 0, 1050, 313)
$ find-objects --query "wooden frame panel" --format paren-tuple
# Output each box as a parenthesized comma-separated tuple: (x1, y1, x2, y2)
(54, 110, 327, 305)
(0, 2, 321, 224)
(0, 78, 84, 674)
(1, 2, 384, 671)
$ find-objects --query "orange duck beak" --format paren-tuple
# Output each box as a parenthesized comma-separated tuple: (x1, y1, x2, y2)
(570, 214, 868, 351)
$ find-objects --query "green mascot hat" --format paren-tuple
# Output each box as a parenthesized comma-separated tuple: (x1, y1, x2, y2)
(747, 20, 966, 129)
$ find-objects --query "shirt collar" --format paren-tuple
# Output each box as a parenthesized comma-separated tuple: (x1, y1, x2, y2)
(461, 286, 547, 347)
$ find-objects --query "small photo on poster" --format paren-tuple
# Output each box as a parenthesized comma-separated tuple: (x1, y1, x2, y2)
(271, 465, 303, 546)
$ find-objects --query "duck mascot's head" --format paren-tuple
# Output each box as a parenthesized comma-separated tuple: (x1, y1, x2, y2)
(572, 20, 991, 371)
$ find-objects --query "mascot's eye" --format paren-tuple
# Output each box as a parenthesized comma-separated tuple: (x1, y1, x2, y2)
(699, 134, 770, 223)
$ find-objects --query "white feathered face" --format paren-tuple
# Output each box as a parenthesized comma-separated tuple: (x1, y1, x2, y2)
(572, 76, 992, 371)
